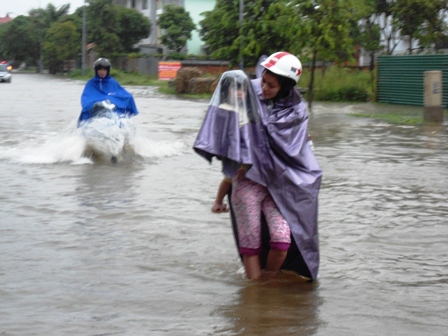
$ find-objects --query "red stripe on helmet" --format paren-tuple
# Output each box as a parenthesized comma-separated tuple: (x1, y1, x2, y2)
(264, 52, 291, 68)
(275, 52, 291, 59)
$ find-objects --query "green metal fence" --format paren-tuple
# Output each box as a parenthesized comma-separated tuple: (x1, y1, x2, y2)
(377, 54, 448, 107)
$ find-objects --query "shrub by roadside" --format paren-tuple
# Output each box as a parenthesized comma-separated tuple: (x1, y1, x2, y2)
(300, 66, 374, 102)
(66, 65, 373, 102)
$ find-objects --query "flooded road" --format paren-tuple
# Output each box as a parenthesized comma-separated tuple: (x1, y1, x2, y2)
(1, 73, 447, 335)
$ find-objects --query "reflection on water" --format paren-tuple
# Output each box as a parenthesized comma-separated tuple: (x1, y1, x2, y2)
(216, 276, 321, 336)
(75, 163, 143, 211)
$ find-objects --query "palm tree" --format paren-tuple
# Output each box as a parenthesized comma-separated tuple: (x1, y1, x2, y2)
(28, 4, 71, 71)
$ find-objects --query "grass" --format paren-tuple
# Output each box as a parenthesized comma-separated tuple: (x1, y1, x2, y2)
(349, 112, 424, 125)
(300, 65, 374, 102)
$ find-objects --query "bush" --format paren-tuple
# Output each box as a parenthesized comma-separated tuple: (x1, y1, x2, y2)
(300, 66, 373, 102)
(67, 68, 94, 79)
(318, 86, 369, 102)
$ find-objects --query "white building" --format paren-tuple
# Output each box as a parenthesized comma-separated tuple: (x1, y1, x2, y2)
(358, 13, 448, 67)
(114, 0, 215, 55)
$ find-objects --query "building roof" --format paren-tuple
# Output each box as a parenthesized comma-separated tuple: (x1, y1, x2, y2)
(0, 14, 12, 24)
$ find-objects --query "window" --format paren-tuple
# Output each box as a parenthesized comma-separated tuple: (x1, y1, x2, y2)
(131, 0, 136, 8)
(143, 0, 148, 9)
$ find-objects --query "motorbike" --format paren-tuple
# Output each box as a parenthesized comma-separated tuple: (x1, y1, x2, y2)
(78, 100, 136, 163)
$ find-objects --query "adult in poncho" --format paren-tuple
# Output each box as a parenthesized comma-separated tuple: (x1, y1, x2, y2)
(194, 52, 322, 281)
(78, 58, 138, 127)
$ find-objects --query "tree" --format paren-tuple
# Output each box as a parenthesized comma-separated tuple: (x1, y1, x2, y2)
(356, 0, 384, 71)
(86, 0, 120, 56)
(293, 0, 361, 108)
(200, 0, 301, 67)
(199, 0, 362, 107)
(372, 0, 401, 55)
(417, 3, 448, 52)
(391, 0, 447, 54)
(242, 0, 301, 66)
(43, 21, 78, 74)
(0, 16, 40, 65)
(157, 5, 195, 53)
(199, 0, 240, 61)
(29, 3, 71, 70)
(115, 6, 151, 52)
(59, 8, 84, 55)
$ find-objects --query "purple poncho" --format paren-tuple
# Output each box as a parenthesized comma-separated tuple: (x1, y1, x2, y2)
(194, 71, 322, 280)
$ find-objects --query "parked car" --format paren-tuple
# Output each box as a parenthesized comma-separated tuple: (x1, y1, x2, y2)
(0, 64, 12, 83)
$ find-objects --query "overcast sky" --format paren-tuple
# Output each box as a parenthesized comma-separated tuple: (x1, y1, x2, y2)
(1, 0, 86, 17)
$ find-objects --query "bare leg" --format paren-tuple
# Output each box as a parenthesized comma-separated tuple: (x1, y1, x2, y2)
(243, 255, 262, 279)
(265, 249, 287, 272)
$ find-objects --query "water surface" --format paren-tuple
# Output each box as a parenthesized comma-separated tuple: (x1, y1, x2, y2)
(1, 74, 447, 335)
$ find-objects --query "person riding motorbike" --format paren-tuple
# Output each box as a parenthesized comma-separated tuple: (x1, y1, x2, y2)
(77, 58, 138, 127)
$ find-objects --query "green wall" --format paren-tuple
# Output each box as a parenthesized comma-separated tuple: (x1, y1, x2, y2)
(377, 54, 448, 107)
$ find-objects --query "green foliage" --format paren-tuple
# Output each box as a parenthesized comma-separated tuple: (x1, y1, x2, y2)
(115, 6, 151, 52)
(165, 52, 212, 60)
(199, 0, 240, 63)
(350, 112, 423, 125)
(291, 0, 365, 107)
(243, 0, 300, 65)
(318, 86, 370, 102)
(166, 52, 188, 60)
(65, 3, 152, 56)
(297, 0, 362, 64)
(0, 0, 150, 68)
(29, 3, 70, 68)
(67, 64, 372, 103)
(199, 0, 366, 104)
(391, 0, 448, 53)
(157, 5, 195, 52)
(300, 66, 373, 102)
(0, 16, 40, 65)
(28, 3, 71, 29)
(67, 67, 165, 87)
(43, 21, 78, 74)
(67, 67, 94, 79)
(86, 0, 120, 56)
(200, 0, 298, 67)
(127, 52, 144, 59)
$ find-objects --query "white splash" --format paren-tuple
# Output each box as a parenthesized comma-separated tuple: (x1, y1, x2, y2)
(0, 112, 184, 165)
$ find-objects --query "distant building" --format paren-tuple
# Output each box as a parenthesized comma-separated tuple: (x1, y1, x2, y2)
(113, 0, 215, 55)
(184, 0, 215, 55)
(358, 14, 448, 67)
(0, 13, 12, 24)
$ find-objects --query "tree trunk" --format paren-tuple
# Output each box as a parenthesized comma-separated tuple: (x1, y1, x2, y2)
(307, 49, 318, 110)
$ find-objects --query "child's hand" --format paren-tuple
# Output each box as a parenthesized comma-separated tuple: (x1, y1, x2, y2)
(211, 201, 229, 213)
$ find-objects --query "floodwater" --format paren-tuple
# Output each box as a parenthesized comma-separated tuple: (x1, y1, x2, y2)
(1, 73, 447, 336)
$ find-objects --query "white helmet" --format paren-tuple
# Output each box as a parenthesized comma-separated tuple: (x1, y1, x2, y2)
(261, 51, 302, 83)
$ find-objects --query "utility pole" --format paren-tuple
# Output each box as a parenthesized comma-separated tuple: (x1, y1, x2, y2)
(82, 0, 87, 76)
(239, 0, 244, 70)
(36, 0, 43, 73)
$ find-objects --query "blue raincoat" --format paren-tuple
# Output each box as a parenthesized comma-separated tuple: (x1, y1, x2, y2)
(78, 71, 138, 126)
(194, 70, 322, 280)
